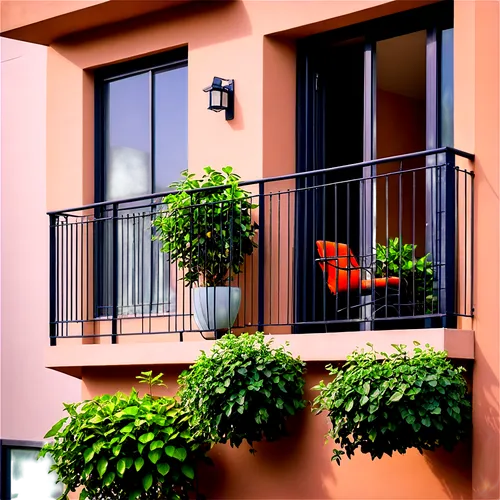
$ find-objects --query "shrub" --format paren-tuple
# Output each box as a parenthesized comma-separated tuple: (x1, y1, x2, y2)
(313, 342, 471, 464)
(178, 333, 306, 451)
(40, 372, 208, 500)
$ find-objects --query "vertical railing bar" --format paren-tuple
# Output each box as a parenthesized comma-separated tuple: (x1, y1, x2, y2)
(321, 175, 327, 329)
(346, 182, 350, 320)
(398, 161, 403, 317)
(334, 183, 338, 321)
(385, 177, 389, 318)
(287, 190, 291, 325)
(49, 215, 57, 345)
(277, 192, 281, 325)
(258, 182, 265, 331)
(412, 170, 416, 316)
(141, 212, 145, 335)
(86, 215, 90, 325)
(111, 203, 119, 343)
(470, 171, 475, 316)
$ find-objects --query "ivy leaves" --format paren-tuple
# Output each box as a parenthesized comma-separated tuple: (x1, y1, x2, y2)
(178, 332, 306, 452)
(39, 380, 208, 500)
(313, 342, 472, 464)
(152, 166, 258, 287)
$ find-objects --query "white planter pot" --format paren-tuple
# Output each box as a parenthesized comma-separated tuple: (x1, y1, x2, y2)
(192, 286, 241, 331)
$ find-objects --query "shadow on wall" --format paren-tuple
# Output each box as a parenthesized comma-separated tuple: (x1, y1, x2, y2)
(469, 345, 500, 499)
(198, 362, 475, 500)
(423, 359, 473, 500)
(54, 0, 252, 56)
(197, 368, 335, 500)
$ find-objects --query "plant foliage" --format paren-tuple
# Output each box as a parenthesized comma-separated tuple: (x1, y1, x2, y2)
(152, 167, 258, 287)
(178, 332, 306, 451)
(40, 373, 208, 500)
(313, 342, 471, 464)
(375, 238, 436, 313)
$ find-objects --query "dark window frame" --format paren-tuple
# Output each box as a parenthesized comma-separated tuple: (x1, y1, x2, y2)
(93, 46, 188, 204)
(92, 47, 188, 325)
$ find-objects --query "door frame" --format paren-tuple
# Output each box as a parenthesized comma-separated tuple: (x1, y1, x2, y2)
(295, 1, 453, 330)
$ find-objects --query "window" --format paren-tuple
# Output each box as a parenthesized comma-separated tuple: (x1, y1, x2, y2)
(94, 48, 188, 317)
(0, 441, 62, 500)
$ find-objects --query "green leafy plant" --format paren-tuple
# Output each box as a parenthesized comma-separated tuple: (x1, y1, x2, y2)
(178, 332, 306, 452)
(137, 370, 167, 397)
(40, 374, 208, 500)
(313, 342, 471, 464)
(153, 167, 258, 287)
(375, 238, 436, 314)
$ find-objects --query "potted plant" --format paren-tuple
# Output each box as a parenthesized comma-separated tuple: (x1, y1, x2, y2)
(178, 332, 306, 452)
(153, 167, 258, 332)
(39, 372, 209, 500)
(375, 238, 436, 319)
(312, 342, 471, 464)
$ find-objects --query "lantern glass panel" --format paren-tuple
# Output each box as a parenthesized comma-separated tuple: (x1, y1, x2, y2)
(211, 89, 222, 108)
(222, 90, 228, 109)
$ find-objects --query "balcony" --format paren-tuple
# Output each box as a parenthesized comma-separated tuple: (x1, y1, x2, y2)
(47, 148, 475, 374)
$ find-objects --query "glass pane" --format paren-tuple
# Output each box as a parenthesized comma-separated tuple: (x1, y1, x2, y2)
(440, 28, 454, 147)
(105, 73, 151, 201)
(7, 448, 64, 500)
(154, 66, 188, 193)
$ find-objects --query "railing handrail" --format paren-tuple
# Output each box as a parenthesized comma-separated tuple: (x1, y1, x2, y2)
(48, 146, 474, 216)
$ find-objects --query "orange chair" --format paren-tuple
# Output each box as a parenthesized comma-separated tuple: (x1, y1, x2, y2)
(316, 241, 400, 295)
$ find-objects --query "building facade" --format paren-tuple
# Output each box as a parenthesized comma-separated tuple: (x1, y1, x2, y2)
(0, 37, 79, 498)
(0, 0, 498, 498)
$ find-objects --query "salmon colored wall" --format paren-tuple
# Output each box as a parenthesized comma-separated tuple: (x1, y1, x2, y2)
(82, 363, 472, 499)
(454, 2, 500, 499)
(376, 89, 426, 250)
(0, 38, 79, 440)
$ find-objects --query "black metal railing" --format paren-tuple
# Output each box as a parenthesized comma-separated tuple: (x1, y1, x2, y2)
(48, 148, 474, 344)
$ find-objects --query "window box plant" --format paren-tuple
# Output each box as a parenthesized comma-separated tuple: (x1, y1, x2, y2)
(313, 342, 471, 464)
(153, 167, 258, 332)
(178, 332, 306, 452)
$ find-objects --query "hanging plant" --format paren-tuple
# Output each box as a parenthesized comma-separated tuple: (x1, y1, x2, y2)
(39, 372, 209, 500)
(178, 332, 306, 452)
(313, 342, 471, 464)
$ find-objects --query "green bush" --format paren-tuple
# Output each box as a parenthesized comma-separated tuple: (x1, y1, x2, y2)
(40, 372, 208, 500)
(152, 167, 258, 287)
(375, 238, 436, 314)
(178, 333, 306, 451)
(313, 342, 471, 464)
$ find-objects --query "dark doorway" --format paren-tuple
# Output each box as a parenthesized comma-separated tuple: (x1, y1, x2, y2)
(295, 2, 453, 333)
(295, 41, 364, 332)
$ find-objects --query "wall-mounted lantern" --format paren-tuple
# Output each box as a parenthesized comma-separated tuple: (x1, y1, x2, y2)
(203, 77, 234, 121)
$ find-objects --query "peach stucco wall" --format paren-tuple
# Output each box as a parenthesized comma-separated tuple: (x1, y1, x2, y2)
(82, 363, 472, 499)
(0, 38, 79, 440)
(454, 2, 500, 499)
(4, 0, 498, 496)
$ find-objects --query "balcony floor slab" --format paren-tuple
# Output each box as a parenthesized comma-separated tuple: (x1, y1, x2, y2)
(45, 328, 474, 378)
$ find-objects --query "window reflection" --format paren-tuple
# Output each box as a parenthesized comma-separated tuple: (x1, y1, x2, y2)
(154, 66, 188, 192)
(7, 448, 64, 500)
(440, 28, 454, 147)
(106, 73, 151, 201)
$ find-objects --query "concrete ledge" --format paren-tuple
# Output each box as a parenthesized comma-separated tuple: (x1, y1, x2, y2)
(45, 328, 474, 378)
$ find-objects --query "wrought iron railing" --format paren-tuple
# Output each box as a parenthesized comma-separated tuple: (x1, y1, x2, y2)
(48, 148, 474, 344)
